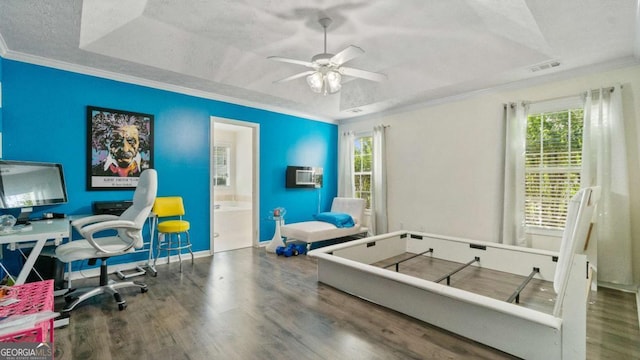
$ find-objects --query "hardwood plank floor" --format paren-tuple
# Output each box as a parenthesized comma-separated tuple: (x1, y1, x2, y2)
(373, 254, 557, 314)
(53, 248, 639, 359)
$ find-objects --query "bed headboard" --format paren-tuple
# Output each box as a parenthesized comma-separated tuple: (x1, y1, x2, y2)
(553, 187, 599, 295)
(331, 197, 366, 225)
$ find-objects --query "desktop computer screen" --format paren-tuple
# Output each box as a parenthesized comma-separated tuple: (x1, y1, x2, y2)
(0, 160, 68, 222)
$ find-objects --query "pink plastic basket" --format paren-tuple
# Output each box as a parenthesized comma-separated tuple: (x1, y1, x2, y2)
(0, 280, 54, 343)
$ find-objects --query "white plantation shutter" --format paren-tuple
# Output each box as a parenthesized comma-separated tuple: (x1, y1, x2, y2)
(524, 109, 583, 229)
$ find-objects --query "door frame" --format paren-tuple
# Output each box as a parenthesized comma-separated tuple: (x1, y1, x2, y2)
(210, 116, 260, 254)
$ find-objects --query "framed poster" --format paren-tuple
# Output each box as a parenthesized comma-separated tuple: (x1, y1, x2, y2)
(87, 106, 154, 190)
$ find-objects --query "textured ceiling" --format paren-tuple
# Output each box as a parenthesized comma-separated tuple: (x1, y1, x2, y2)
(0, 0, 638, 122)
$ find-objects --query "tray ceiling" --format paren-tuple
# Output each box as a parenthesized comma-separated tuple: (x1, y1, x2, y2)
(0, 0, 637, 122)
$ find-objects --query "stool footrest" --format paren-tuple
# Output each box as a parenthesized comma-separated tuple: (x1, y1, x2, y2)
(153, 231, 194, 273)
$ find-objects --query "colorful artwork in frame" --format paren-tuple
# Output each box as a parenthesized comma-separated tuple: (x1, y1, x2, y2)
(87, 106, 154, 190)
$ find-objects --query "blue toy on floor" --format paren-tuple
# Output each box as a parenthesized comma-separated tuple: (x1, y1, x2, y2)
(276, 243, 307, 257)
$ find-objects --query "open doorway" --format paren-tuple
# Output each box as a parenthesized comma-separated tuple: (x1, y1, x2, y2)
(210, 117, 259, 253)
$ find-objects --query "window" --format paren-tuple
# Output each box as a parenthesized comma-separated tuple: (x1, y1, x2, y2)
(213, 145, 231, 186)
(354, 136, 372, 209)
(524, 108, 584, 230)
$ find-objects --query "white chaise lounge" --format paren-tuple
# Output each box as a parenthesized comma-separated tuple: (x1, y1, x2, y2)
(281, 197, 368, 246)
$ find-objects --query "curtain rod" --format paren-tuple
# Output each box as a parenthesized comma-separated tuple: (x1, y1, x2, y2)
(585, 86, 617, 96)
(504, 85, 620, 109)
(342, 125, 390, 136)
(532, 86, 617, 105)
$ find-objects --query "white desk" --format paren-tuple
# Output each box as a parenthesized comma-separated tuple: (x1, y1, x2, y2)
(0, 218, 69, 285)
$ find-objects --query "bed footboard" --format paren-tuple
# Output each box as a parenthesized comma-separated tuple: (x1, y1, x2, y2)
(310, 231, 588, 359)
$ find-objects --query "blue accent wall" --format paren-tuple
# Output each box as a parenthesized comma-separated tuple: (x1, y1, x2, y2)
(0, 58, 337, 271)
(0, 56, 3, 133)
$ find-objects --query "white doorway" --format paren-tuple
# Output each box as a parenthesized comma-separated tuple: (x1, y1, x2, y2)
(210, 117, 259, 253)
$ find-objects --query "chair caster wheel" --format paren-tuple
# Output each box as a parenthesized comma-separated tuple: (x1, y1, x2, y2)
(118, 303, 127, 311)
(64, 296, 77, 304)
(141, 287, 148, 293)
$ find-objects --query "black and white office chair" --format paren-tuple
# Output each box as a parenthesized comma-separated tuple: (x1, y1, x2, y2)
(55, 169, 157, 312)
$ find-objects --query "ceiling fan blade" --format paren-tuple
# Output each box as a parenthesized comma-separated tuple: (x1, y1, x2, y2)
(330, 45, 364, 66)
(340, 67, 387, 82)
(267, 56, 316, 69)
(273, 70, 316, 84)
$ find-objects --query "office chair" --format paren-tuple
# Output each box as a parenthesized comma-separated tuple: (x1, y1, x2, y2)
(55, 169, 157, 312)
(152, 196, 193, 272)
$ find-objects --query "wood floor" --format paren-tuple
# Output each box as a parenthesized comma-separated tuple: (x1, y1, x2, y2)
(53, 248, 640, 359)
(373, 253, 558, 314)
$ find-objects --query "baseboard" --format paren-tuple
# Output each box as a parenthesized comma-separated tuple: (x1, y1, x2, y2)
(66, 250, 211, 281)
(597, 281, 639, 293)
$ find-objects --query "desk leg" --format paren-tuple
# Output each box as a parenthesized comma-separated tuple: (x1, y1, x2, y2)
(15, 238, 47, 285)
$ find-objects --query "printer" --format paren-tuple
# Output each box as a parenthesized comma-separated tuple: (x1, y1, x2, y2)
(92, 200, 133, 215)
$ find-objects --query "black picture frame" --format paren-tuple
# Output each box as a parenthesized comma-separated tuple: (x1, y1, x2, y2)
(87, 106, 154, 190)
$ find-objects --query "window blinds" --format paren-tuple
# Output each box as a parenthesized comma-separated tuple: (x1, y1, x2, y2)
(524, 109, 583, 229)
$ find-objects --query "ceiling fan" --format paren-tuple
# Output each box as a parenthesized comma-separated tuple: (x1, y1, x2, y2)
(268, 17, 386, 95)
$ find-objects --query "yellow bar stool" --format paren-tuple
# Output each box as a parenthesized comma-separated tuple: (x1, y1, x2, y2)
(153, 196, 194, 272)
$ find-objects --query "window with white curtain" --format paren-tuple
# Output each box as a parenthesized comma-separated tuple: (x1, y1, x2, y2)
(353, 135, 372, 209)
(524, 107, 584, 230)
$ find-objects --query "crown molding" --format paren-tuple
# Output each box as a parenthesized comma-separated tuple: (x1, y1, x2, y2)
(343, 56, 640, 124)
(1, 49, 337, 125)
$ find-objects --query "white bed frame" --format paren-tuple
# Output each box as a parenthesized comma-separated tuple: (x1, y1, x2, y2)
(308, 188, 598, 360)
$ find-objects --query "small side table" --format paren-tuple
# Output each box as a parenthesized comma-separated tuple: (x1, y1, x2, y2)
(266, 216, 285, 253)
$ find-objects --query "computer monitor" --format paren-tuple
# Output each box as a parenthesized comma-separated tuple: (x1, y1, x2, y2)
(0, 160, 68, 224)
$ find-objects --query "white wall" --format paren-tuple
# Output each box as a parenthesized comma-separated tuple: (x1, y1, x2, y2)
(235, 126, 253, 201)
(340, 64, 640, 284)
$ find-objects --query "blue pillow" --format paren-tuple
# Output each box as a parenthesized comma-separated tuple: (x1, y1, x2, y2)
(314, 212, 355, 228)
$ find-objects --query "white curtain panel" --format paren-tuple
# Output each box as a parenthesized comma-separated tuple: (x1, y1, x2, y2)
(582, 85, 633, 285)
(338, 131, 355, 198)
(370, 125, 388, 235)
(501, 102, 528, 246)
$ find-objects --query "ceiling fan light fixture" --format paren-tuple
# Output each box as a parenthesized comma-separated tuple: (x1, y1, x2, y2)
(306, 69, 341, 95)
(326, 70, 341, 93)
(306, 72, 324, 93)
(270, 16, 384, 95)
